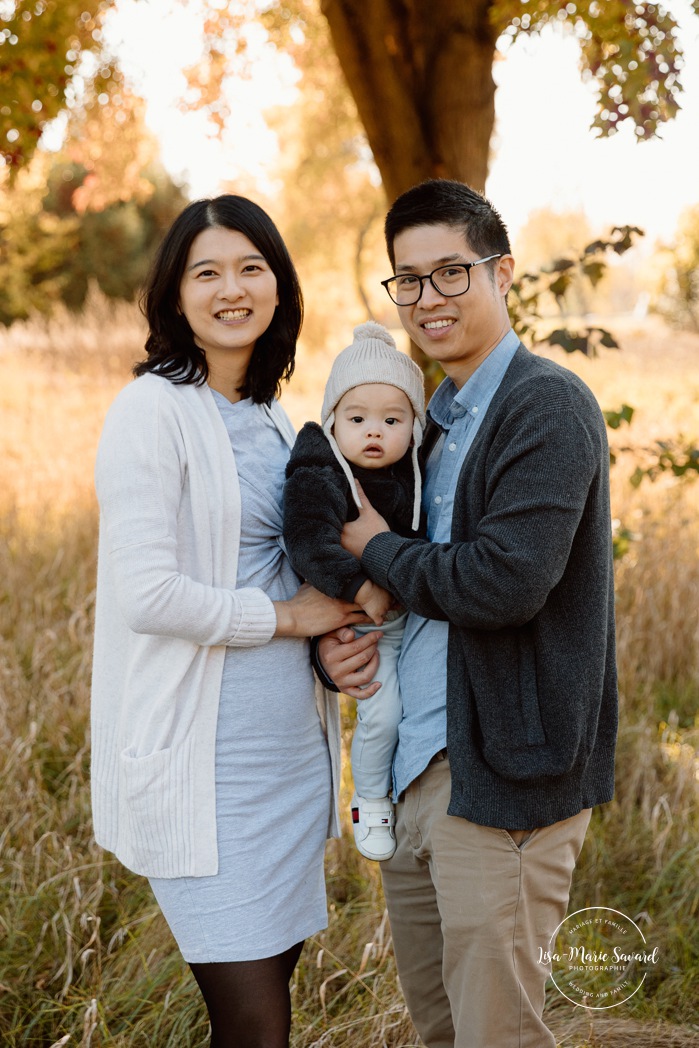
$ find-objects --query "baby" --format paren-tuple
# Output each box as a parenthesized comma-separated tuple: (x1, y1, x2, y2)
(283, 321, 425, 860)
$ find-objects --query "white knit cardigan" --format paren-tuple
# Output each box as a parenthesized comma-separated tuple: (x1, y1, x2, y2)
(90, 373, 341, 878)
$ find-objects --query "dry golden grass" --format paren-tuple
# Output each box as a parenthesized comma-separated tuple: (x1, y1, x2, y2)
(1, 298, 697, 1046)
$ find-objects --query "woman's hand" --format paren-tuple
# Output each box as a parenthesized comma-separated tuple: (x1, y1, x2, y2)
(317, 627, 382, 700)
(273, 583, 370, 639)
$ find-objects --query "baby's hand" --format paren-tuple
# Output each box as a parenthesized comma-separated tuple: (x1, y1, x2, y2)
(355, 579, 393, 626)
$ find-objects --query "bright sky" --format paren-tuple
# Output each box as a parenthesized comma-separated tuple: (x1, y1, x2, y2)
(104, 0, 699, 247)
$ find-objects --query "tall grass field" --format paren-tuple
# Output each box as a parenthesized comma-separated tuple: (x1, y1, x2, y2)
(1, 297, 698, 1047)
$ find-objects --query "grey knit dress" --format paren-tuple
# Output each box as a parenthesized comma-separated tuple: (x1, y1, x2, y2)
(149, 394, 332, 962)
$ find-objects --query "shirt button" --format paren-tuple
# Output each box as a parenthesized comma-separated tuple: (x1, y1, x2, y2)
(448, 442, 457, 452)
(472, 405, 479, 415)
(434, 496, 442, 505)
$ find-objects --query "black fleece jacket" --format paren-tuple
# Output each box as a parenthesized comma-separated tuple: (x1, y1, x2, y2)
(283, 421, 422, 601)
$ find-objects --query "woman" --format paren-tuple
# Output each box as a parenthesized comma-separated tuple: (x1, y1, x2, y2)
(90, 195, 369, 1047)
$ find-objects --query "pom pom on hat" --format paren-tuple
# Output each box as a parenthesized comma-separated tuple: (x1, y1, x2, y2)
(321, 321, 426, 531)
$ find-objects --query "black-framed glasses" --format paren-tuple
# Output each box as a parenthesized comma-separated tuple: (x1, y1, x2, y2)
(381, 254, 503, 306)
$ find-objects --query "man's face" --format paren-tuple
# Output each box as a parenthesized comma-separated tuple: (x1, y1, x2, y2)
(391, 223, 514, 388)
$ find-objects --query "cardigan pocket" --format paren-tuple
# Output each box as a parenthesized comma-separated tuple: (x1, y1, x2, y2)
(471, 627, 550, 781)
(119, 735, 200, 878)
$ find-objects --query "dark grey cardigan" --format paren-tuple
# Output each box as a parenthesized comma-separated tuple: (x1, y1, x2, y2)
(361, 344, 618, 830)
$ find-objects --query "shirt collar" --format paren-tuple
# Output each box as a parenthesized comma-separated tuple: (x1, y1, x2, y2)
(427, 328, 520, 429)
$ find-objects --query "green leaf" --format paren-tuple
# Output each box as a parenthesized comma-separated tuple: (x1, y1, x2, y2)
(611, 225, 645, 254)
(548, 273, 572, 299)
(612, 523, 637, 560)
(584, 239, 608, 255)
(583, 227, 644, 259)
(545, 258, 576, 274)
(596, 328, 620, 349)
(582, 260, 606, 287)
(603, 404, 635, 429)
(545, 329, 590, 355)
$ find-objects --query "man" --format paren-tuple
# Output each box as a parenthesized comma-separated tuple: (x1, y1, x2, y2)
(318, 179, 618, 1048)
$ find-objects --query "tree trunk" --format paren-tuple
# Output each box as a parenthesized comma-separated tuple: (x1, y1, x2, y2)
(321, 0, 499, 387)
(320, 0, 499, 201)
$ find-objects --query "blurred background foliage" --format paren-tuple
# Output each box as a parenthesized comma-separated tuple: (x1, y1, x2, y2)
(0, 0, 698, 338)
(0, 156, 186, 323)
(0, 0, 115, 170)
(654, 203, 699, 332)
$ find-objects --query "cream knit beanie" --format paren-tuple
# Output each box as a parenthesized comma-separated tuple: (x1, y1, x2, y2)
(321, 321, 426, 531)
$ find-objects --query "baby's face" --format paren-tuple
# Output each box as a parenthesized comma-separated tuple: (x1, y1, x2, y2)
(332, 383, 414, 470)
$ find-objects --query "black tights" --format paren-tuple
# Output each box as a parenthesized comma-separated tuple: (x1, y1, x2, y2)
(190, 940, 304, 1048)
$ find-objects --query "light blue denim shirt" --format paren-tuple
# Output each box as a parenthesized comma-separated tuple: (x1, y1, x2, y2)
(393, 328, 520, 799)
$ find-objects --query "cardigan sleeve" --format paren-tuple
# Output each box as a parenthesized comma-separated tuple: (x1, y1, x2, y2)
(95, 380, 277, 647)
(360, 385, 607, 630)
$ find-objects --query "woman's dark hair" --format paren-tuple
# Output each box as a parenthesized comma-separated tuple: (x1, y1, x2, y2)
(135, 195, 303, 404)
(385, 178, 511, 270)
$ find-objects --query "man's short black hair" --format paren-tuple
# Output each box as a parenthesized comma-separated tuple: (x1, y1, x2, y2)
(385, 178, 511, 269)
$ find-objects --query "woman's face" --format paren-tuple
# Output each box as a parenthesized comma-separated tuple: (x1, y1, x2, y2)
(178, 226, 279, 372)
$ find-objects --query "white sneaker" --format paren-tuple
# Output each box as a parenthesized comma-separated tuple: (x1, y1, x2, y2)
(351, 793, 396, 860)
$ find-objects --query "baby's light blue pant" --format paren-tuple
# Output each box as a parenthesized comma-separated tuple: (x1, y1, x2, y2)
(350, 612, 406, 799)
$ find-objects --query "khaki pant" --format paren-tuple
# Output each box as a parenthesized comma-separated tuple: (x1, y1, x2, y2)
(380, 756, 591, 1048)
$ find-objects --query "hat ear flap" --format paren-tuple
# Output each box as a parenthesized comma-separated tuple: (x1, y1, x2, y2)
(322, 410, 335, 438)
(322, 411, 363, 512)
(410, 416, 423, 531)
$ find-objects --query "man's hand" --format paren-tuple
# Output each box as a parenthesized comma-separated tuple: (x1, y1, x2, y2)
(341, 482, 390, 560)
(355, 579, 393, 625)
(317, 627, 382, 700)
